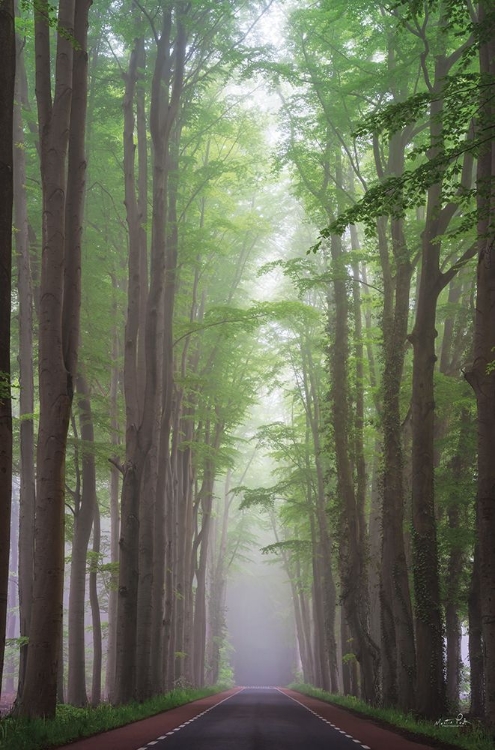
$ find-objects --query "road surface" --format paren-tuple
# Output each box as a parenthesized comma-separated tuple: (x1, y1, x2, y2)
(57, 687, 442, 750)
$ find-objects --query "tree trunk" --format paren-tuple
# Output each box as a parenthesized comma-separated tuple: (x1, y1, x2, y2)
(13, 18, 34, 699)
(192, 425, 222, 687)
(105, 320, 121, 702)
(90, 503, 102, 706)
(207, 473, 233, 686)
(5, 498, 18, 694)
(0, 0, 14, 695)
(445, 410, 471, 712)
(302, 346, 338, 693)
(309, 511, 325, 689)
(328, 230, 380, 705)
(468, 535, 484, 717)
(68, 374, 97, 706)
(66, 0, 93, 702)
(372, 110, 417, 709)
(17, 1, 79, 718)
(465, 4, 495, 729)
(410, 217, 446, 718)
(114, 37, 146, 705)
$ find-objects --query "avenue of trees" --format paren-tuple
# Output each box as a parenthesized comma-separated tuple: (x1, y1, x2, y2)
(1, 0, 495, 735)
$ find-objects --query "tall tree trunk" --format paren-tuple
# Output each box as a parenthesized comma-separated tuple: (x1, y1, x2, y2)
(90, 503, 102, 706)
(66, 0, 93, 702)
(192, 427, 222, 687)
(408, 12, 478, 714)
(5, 498, 18, 694)
(410, 188, 447, 719)
(13, 18, 34, 699)
(115, 37, 146, 705)
(116, 7, 186, 702)
(309, 510, 325, 689)
(328, 230, 380, 705)
(17, 1, 81, 718)
(105, 320, 121, 702)
(371, 99, 417, 708)
(468, 534, 484, 717)
(0, 0, 14, 696)
(302, 345, 338, 693)
(206, 474, 231, 686)
(68, 374, 97, 705)
(445, 409, 471, 711)
(465, 3, 495, 729)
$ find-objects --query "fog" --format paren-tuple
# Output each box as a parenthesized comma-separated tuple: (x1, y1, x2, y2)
(226, 550, 296, 687)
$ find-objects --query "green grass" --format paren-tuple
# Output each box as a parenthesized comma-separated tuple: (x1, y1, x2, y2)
(0, 686, 227, 750)
(289, 683, 494, 750)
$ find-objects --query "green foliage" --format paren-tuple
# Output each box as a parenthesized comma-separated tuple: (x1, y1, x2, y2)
(289, 684, 494, 750)
(260, 539, 312, 556)
(0, 687, 225, 750)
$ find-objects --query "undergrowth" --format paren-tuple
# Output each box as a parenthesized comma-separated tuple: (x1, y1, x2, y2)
(289, 683, 494, 750)
(0, 685, 226, 750)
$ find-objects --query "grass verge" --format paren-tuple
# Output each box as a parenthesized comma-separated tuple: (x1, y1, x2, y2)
(289, 683, 494, 750)
(0, 685, 227, 750)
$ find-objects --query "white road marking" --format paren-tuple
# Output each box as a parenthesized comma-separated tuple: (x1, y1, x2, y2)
(276, 689, 373, 749)
(135, 688, 245, 749)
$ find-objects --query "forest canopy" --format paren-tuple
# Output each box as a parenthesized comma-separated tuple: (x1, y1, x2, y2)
(1, 0, 495, 741)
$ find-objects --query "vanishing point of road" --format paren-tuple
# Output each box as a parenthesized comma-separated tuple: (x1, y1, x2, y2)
(57, 687, 443, 750)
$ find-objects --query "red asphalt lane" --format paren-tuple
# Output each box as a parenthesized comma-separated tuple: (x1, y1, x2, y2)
(55, 689, 243, 750)
(55, 687, 441, 750)
(281, 689, 441, 750)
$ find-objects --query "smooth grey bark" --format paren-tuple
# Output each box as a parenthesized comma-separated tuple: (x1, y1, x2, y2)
(5, 499, 18, 693)
(89, 503, 102, 705)
(328, 229, 380, 705)
(115, 38, 146, 705)
(465, 3, 495, 728)
(17, 1, 77, 719)
(67, 374, 97, 706)
(468, 532, 484, 717)
(13, 25, 35, 699)
(0, 0, 14, 696)
(105, 318, 121, 702)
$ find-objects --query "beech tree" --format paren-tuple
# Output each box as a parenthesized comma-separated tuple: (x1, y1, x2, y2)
(465, 1, 495, 730)
(3, 0, 495, 731)
(16, 0, 92, 719)
(0, 0, 15, 695)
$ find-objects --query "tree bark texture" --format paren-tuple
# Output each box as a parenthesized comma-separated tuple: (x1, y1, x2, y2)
(67, 374, 97, 706)
(0, 0, 15, 695)
(90, 503, 102, 706)
(465, 4, 495, 728)
(17, 0, 77, 718)
(376, 132, 416, 712)
(105, 320, 121, 702)
(115, 37, 146, 705)
(13, 30, 35, 698)
(328, 232, 380, 704)
(468, 533, 484, 717)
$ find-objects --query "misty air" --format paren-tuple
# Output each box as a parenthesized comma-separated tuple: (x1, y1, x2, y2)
(0, 2, 494, 750)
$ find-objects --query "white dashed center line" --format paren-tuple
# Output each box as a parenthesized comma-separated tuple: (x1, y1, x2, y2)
(134, 689, 244, 749)
(276, 689, 373, 750)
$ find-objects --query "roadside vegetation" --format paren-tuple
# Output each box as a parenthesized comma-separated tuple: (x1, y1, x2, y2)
(291, 684, 494, 750)
(0, 686, 226, 750)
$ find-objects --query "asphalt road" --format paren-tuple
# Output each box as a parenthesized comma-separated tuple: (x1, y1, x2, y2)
(134, 688, 371, 750)
(57, 686, 440, 750)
